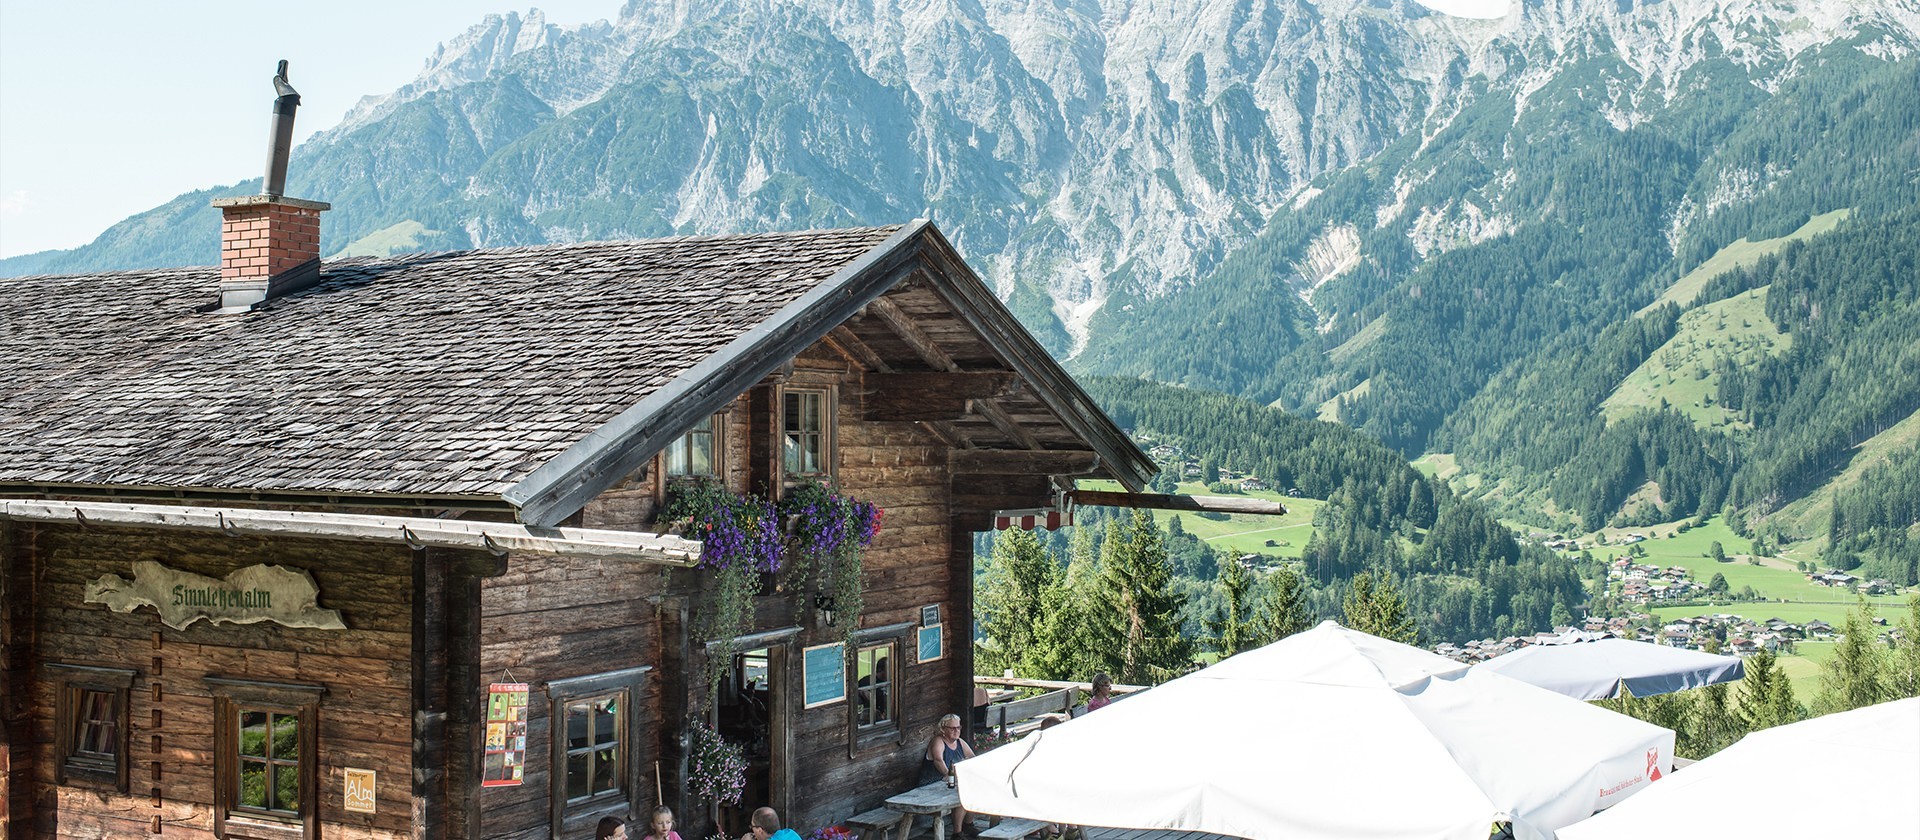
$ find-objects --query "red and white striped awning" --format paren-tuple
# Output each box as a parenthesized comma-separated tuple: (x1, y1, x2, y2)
(992, 508, 1072, 531)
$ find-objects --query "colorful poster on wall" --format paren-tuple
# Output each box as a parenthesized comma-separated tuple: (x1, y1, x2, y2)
(481, 682, 530, 787)
(802, 642, 846, 709)
(918, 624, 944, 663)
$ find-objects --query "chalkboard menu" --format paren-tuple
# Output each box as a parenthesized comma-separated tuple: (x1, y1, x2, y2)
(481, 683, 529, 786)
(918, 624, 944, 663)
(802, 642, 846, 709)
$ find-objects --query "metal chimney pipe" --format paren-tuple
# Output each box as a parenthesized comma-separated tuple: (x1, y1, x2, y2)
(263, 60, 301, 198)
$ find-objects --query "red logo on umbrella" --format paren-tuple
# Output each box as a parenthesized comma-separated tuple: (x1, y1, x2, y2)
(1646, 748, 1662, 781)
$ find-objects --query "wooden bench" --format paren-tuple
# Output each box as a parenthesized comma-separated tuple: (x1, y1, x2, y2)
(846, 807, 906, 840)
(980, 687, 1079, 737)
(977, 818, 1051, 840)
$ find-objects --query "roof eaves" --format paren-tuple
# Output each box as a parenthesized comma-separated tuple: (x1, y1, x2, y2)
(911, 227, 1155, 490)
(504, 221, 932, 527)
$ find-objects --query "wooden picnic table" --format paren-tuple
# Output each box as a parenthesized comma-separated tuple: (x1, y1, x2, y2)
(885, 779, 962, 840)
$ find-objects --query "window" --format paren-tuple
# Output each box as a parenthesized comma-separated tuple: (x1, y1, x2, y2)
(666, 415, 721, 477)
(50, 664, 134, 792)
(845, 622, 912, 753)
(562, 694, 622, 803)
(547, 666, 649, 840)
(853, 642, 894, 730)
(208, 677, 322, 840)
(781, 389, 832, 479)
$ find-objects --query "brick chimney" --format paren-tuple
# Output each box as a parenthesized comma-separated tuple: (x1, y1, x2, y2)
(211, 60, 328, 312)
(211, 195, 329, 310)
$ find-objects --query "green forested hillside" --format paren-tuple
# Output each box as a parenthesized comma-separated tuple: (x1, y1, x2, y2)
(1078, 47, 1919, 541)
(1077, 378, 1585, 643)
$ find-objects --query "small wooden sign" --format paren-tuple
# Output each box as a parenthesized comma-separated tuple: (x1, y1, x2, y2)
(921, 604, 941, 627)
(802, 642, 846, 709)
(343, 768, 376, 814)
(482, 683, 530, 786)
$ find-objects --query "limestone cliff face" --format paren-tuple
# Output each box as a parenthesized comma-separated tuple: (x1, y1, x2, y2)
(15, 0, 1915, 363)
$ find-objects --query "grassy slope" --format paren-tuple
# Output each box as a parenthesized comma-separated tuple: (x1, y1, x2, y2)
(1315, 378, 1370, 422)
(1602, 287, 1790, 431)
(1760, 406, 1920, 558)
(1636, 208, 1851, 315)
(330, 220, 439, 259)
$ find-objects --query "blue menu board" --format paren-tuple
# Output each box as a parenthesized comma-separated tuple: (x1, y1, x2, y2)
(918, 624, 944, 663)
(802, 642, 846, 709)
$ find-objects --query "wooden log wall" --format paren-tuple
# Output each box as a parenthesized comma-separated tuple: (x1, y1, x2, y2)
(472, 548, 667, 840)
(12, 525, 416, 840)
(746, 347, 966, 830)
(565, 342, 981, 835)
(3, 521, 29, 839)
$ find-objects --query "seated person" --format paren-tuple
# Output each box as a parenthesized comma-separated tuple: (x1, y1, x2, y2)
(920, 713, 979, 837)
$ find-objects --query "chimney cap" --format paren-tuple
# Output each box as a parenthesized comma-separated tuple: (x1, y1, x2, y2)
(211, 195, 331, 211)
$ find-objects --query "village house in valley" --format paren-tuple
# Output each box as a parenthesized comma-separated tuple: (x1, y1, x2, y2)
(0, 93, 1153, 836)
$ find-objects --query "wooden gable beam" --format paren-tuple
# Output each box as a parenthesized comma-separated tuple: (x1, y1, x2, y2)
(827, 325, 892, 373)
(868, 295, 960, 372)
(861, 372, 1018, 422)
(950, 449, 1098, 475)
(1067, 490, 1288, 516)
(968, 398, 1043, 450)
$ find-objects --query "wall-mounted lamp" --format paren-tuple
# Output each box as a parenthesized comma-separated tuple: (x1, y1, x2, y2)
(814, 594, 838, 628)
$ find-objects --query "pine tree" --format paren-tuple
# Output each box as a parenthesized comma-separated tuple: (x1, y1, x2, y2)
(1734, 649, 1803, 732)
(1710, 541, 1727, 563)
(1207, 551, 1256, 658)
(1092, 510, 1192, 684)
(1891, 593, 1920, 699)
(1814, 597, 1890, 714)
(1681, 683, 1744, 759)
(1029, 525, 1102, 680)
(1343, 572, 1416, 644)
(1254, 565, 1314, 645)
(976, 528, 1057, 677)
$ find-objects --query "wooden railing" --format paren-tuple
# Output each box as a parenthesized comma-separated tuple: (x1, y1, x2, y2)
(970, 676, 1146, 736)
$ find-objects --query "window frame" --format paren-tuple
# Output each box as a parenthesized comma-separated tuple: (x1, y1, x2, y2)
(664, 413, 726, 479)
(778, 386, 836, 484)
(207, 677, 324, 840)
(846, 622, 913, 753)
(49, 663, 135, 793)
(852, 642, 896, 731)
(546, 666, 650, 840)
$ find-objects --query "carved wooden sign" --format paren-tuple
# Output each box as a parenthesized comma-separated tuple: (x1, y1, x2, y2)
(84, 560, 346, 631)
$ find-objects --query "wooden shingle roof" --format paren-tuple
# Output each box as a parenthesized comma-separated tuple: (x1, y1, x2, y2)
(1, 225, 900, 502)
(3, 221, 1154, 525)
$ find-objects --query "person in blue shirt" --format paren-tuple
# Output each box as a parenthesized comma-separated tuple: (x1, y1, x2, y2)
(743, 807, 802, 840)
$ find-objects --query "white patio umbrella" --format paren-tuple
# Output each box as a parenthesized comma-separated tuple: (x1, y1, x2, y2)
(1475, 635, 1745, 700)
(1559, 697, 1920, 839)
(957, 622, 1674, 840)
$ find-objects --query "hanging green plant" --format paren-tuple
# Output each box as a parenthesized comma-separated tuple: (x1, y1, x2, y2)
(661, 478, 881, 697)
(664, 479, 783, 702)
(778, 478, 882, 646)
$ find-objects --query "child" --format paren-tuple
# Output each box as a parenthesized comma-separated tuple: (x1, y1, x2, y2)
(643, 806, 682, 840)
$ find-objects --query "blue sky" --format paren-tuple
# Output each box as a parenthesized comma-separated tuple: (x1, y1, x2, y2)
(0, 1, 622, 259)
